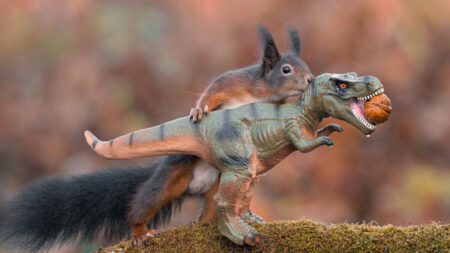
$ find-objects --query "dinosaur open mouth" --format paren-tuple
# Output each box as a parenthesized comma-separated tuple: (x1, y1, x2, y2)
(350, 88, 384, 131)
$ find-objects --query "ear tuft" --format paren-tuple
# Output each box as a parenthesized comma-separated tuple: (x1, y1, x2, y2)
(257, 24, 280, 74)
(287, 25, 301, 56)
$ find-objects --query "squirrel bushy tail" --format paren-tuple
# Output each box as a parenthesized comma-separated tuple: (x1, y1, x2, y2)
(0, 162, 178, 252)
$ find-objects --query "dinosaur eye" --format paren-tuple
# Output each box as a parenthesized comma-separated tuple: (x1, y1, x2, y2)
(339, 83, 348, 89)
(281, 64, 294, 76)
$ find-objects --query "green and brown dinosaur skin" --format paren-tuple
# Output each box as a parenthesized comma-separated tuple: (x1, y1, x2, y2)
(85, 72, 387, 246)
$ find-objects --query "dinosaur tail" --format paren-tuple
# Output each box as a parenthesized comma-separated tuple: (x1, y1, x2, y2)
(84, 119, 207, 160)
(0, 163, 180, 252)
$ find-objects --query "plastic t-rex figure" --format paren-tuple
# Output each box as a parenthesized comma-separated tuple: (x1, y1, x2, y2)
(85, 72, 388, 246)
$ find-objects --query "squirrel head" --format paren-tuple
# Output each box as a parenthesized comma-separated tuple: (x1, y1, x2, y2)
(258, 24, 314, 100)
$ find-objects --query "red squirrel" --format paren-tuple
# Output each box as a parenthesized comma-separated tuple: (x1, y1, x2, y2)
(189, 25, 313, 121)
(0, 25, 314, 252)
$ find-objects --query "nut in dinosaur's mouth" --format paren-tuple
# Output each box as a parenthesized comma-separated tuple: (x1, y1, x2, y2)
(350, 88, 390, 131)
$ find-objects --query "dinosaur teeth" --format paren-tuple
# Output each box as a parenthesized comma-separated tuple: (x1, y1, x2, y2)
(357, 88, 384, 101)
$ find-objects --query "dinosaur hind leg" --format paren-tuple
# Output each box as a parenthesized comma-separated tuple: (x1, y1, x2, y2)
(214, 154, 261, 246)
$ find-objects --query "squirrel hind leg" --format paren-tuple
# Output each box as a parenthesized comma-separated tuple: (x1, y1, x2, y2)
(130, 226, 156, 247)
(128, 155, 198, 246)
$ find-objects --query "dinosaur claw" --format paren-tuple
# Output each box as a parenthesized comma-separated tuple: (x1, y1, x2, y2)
(254, 232, 262, 243)
(242, 211, 266, 225)
(322, 136, 334, 146)
(244, 234, 256, 246)
(330, 123, 343, 132)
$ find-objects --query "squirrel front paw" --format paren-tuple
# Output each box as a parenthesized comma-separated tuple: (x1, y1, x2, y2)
(189, 105, 209, 123)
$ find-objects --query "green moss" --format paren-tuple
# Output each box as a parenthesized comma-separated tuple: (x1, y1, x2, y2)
(95, 220, 449, 253)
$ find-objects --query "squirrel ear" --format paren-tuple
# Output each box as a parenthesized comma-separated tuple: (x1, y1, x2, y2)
(257, 24, 280, 73)
(287, 25, 301, 56)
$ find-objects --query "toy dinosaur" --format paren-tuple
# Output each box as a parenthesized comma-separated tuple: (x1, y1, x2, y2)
(85, 72, 391, 246)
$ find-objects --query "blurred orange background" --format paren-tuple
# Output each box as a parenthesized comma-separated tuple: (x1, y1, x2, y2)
(0, 0, 449, 252)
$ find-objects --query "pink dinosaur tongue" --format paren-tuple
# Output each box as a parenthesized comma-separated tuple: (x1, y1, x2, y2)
(350, 98, 375, 131)
(351, 99, 367, 121)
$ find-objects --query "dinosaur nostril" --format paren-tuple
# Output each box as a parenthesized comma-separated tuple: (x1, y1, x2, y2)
(305, 74, 314, 84)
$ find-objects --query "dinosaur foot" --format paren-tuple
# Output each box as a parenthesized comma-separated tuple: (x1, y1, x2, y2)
(218, 216, 261, 246)
(130, 229, 156, 247)
(242, 211, 266, 225)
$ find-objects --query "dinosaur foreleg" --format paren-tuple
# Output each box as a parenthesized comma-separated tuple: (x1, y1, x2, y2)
(293, 136, 334, 152)
(317, 123, 343, 137)
(287, 124, 334, 153)
(214, 169, 261, 246)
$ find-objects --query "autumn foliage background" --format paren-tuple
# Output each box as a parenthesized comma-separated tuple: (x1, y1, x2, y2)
(0, 0, 449, 252)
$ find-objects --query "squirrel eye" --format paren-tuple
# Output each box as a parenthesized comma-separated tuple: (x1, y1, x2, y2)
(339, 83, 348, 89)
(281, 64, 293, 76)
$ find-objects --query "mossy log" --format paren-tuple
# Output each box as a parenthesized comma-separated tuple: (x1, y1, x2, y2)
(95, 219, 449, 253)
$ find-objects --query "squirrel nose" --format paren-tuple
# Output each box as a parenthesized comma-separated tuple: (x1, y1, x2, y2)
(304, 74, 314, 85)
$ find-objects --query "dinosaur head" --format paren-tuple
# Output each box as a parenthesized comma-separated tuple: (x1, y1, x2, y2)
(311, 73, 388, 135)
